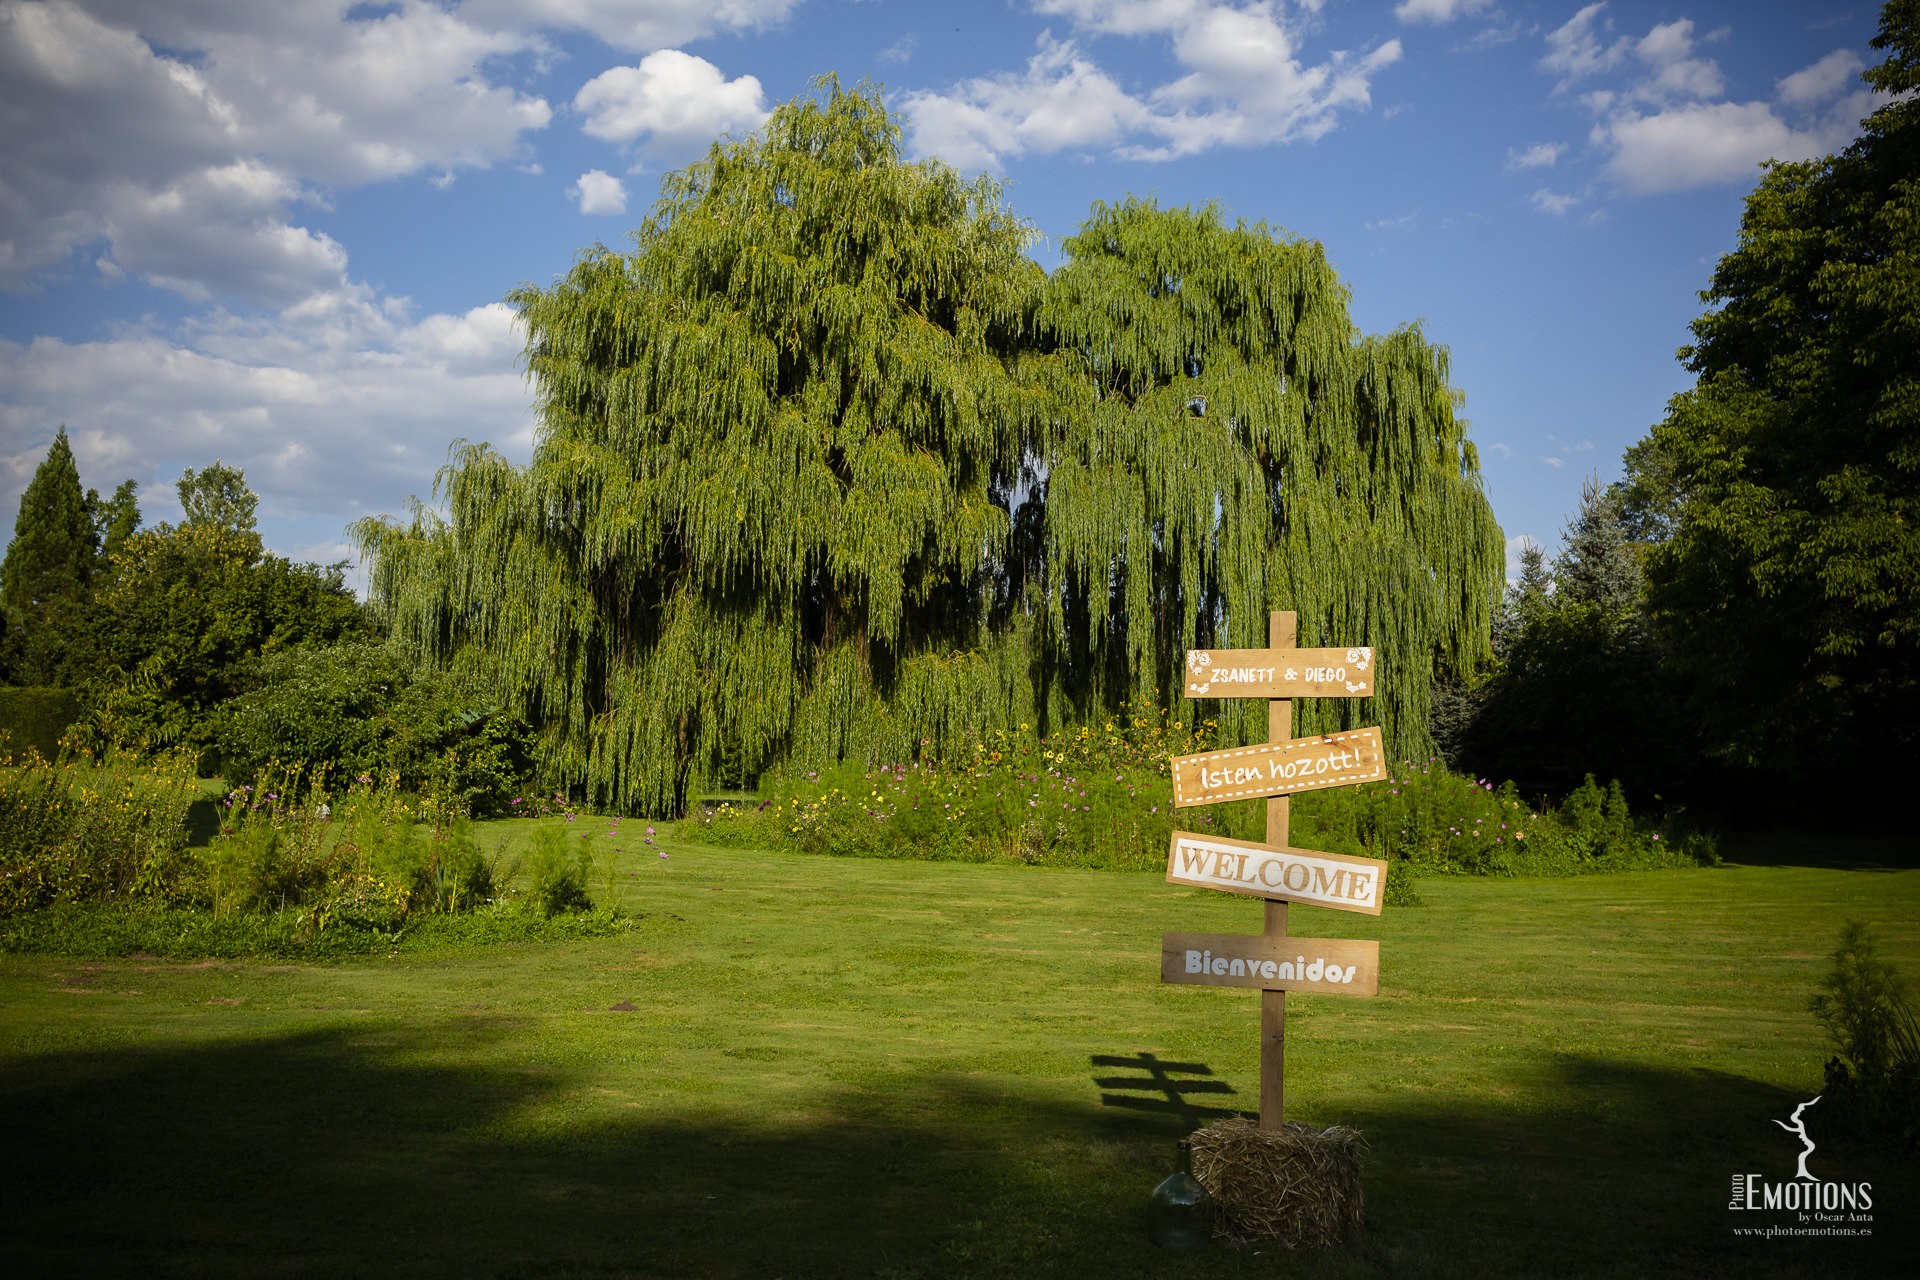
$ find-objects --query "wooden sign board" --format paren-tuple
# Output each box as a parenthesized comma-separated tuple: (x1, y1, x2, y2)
(1170, 727, 1384, 808)
(1161, 931, 1379, 997)
(1185, 648, 1375, 699)
(1166, 831, 1388, 916)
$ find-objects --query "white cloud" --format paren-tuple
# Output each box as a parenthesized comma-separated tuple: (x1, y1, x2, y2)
(1599, 100, 1840, 194)
(104, 162, 351, 305)
(1393, 0, 1494, 24)
(0, 301, 535, 539)
(573, 49, 768, 159)
(0, 0, 553, 304)
(1777, 49, 1865, 106)
(1365, 210, 1419, 231)
(1540, 2, 1627, 88)
(1534, 7, 1880, 197)
(1627, 19, 1724, 105)
(571, 169, 628, 216)
(878, 34, 918, 65)
(1530, 188, 1578, 215)
(902, 6, 1401, 170)
(1505, 141, 1564, 169)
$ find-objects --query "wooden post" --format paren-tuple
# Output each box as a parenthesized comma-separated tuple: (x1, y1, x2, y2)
(1260, 609, 1294, 1130)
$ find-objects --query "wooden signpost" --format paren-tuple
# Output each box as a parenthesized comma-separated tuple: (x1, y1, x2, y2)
(1161, 610, 1388, 1130)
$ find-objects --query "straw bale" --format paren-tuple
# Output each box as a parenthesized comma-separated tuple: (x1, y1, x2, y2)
(1188, 1116, 1366, 1247)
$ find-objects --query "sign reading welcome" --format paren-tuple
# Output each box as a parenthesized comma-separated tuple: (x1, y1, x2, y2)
(1165, 831, 1388, 916)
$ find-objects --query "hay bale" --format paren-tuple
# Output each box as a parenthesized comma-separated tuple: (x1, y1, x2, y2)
(1188, 1116, 1366, 1247)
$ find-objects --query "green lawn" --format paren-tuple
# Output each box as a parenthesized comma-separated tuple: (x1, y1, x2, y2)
(1, 833, 1915, 1278)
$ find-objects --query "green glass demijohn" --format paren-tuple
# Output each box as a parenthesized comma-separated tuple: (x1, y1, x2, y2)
(1147, 1138, 1212, 1249)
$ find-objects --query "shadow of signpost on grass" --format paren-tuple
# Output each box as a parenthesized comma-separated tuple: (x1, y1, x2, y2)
(1090, 1050, 1248, 1131)
(6, 1021, 1917, 1280)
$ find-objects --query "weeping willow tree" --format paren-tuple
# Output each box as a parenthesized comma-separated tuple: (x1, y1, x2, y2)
(354, 81, 1053, 813)
(1030, 198, 1503, 752)
(357, 83, 1501, 813)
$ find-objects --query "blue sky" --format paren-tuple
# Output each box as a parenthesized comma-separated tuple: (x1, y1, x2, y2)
(0, 1, 1891, 587)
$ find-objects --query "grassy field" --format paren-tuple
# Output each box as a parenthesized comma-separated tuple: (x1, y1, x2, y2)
(2, 831, 1915, 1278)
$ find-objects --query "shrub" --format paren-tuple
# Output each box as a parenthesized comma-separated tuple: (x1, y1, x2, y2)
(0, 687, 82, 759)
(701, 707, 1243, 871)
(513, 823, 595, 916)
(694, 719, 1713, 880)
(216, 642, 535, 815)
(0, 745, 201, 914)
(1811, 921, 1920, 1155)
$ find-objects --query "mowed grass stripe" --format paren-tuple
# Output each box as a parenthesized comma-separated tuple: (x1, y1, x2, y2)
(1, 838, 1914, 1278)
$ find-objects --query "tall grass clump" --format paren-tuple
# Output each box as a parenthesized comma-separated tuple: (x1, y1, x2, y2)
(1812, 921, 1920, 1155)
(0, 743, 201, 914)
(197, 765, 629, 931)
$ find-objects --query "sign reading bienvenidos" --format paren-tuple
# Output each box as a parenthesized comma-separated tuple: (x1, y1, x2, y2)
(1165, 831, 1387, 916)
(1169, 727, 1384, 807)
(1184, 647, 1375, 699)
(1160, 932, 1380, 997)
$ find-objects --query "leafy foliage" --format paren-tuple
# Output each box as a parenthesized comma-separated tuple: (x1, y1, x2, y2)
(359, 80, 1049, 815)
(1812, 920, 1920, 1154)
(1627, 2, 1920, 781)
(358, 81, 1501, 816)
(0, 746, 202, 915)
(695, 714, 1707, 880)
(0, 686, 83, 758)
(1451, 480, 1692, 799)
(215, 641, 534, 815)
(83, 489, 373, 758)
(1033, 199, 1503, 755)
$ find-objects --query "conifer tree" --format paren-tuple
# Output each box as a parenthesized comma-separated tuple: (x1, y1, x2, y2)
(1, 427, 98, 685)
(1553, 475, 1642, 616)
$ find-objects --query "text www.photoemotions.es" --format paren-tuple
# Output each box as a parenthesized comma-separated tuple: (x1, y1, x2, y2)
(1728, 1097, 1873, 1239)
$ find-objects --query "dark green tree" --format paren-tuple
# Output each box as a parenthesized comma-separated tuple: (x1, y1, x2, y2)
(1457, 479, 1691, 799)
(356, 83, 1502, 815)
(216, 640, 533, 814)
(1031, 198, 1503, 753)
(1628, 0, 1919, 780)
(357, 81, 1047, 812)
(85, 464, 371, 755)
(1, 427, 99, 686)
(88, 479, 141, 570)
(178, 461, 259, 542)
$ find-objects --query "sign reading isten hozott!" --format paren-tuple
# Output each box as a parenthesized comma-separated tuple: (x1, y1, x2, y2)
(1160, 931, 1380, 997)
(1165, 832, 1387, 916)
(1169, 727, 1384, 807)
